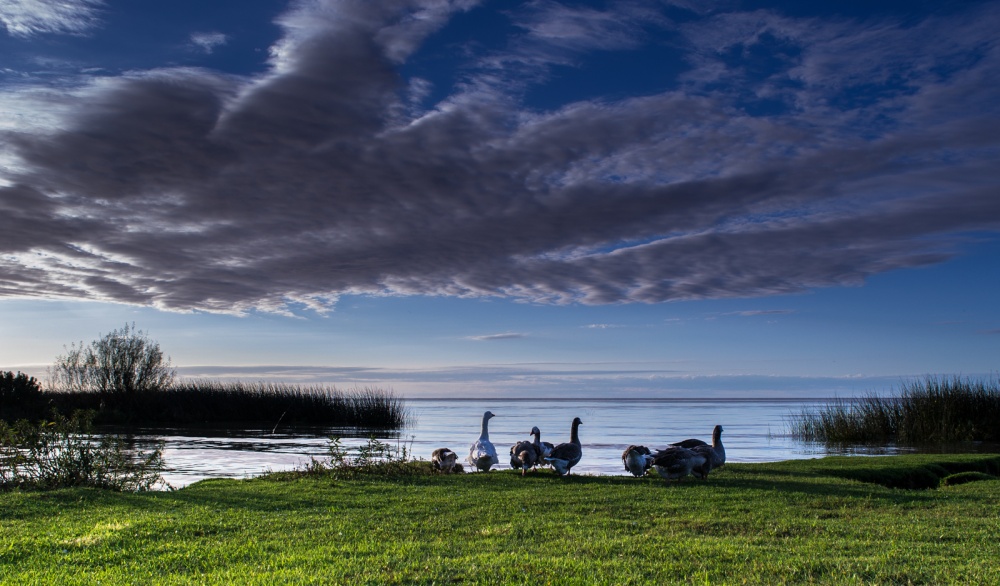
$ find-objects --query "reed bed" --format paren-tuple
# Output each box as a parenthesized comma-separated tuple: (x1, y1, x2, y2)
(8, 381, 409, 429)
(789, 376, 1000, 444)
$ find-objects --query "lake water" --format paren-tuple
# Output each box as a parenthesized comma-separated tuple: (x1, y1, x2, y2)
(147, 397, 913, 488)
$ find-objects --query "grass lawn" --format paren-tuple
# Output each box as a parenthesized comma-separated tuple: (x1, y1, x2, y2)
(1, 454, 999, 584)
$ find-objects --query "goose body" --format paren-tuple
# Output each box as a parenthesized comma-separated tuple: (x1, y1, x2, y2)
(671, 425, 725, 469)
(690, 445, 715, 480)
(530, 426, 554, 461)
(468, 411, 499, 472)
(509, 438, 539, 475)
(545, 417, 583, 476)
(651, 446, 706, 482)
(431, 448, 459, 473)
(622, 445, 654, 477)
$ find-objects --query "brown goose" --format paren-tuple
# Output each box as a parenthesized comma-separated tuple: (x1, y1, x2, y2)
(671, 425, 726, 469)
(544, 417, 583, 476)
(651, 445, 707, 482)
(431, 448, 460, 473)
(530, 426, 554, 461)
(510, 435, 539, 475)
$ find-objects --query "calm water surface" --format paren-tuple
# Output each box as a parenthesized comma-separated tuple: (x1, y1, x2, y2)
(146, 397, 905, 488)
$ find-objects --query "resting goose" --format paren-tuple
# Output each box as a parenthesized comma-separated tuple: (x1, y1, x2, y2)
(510, 435, 539, 476)
(651, 446, 707, 482)
(468, 411, 499, 472)
(672, 425, 726, 469)
(431, 448, 459, 473)
(544, 417, 583, 476)
(622, 445, 654, 477)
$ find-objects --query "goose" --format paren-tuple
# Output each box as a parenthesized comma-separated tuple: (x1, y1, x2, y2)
(622, 445, 654, 477)
(672, 425, 726, 469)
(650, 445, 707, 483)
(544, 417, 583, 476)
(510, 435, 539, 475)
(431, 448, 458, 473)
(468, 411, 499, 472)
(689, 445, 715, 480)
(530, 426, 555, 461)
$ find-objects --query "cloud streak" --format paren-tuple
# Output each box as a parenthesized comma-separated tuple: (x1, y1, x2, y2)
(0, 0, 103, 37)
(1, 0, 999, 315)
(465, 333, 527, 341)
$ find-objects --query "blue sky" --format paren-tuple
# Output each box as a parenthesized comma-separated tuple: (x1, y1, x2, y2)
(1, 0, 998, 397)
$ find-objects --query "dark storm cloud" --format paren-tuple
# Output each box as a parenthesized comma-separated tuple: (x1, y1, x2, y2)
(1, 0, 999, 314)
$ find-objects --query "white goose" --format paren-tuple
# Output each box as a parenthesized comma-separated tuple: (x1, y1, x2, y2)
(544, 417, 583, 476)
(468, 411, 499, 472)
(622, 445, 654, 477)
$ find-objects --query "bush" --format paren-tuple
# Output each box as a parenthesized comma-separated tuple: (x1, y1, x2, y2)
(0, 371, 46, 420)
(0, 410, 165, 491)
(48, 323, 176, 394)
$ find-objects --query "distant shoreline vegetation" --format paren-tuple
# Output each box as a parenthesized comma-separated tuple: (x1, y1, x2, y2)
(1, 374, 409, 429)
(789, 376, 1000, 444)
(1, 324, 409, 429)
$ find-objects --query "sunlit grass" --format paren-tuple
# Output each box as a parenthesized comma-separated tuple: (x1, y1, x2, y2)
(1, 454, 999, 584)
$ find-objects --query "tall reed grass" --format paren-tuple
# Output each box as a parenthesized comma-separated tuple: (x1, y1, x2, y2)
(7, 381, 409, 429)
(789, 376, 1000, 444)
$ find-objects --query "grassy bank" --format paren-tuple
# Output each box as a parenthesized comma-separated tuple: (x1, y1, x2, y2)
(2, 454, 999, 584)
(1, 380, 409, 429)
(789, 376, 1000, 444)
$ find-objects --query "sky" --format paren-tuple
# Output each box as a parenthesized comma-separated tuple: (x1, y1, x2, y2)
(1, 0, 999, 398)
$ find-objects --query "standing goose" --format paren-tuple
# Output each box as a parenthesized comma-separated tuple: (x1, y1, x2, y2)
(672, 425, 726, 469)
(689, 445, 715, 480)
(622, 445, 654, 477)
(468, 411, 499, 472)
(431, 448, 459, 473)
(650, 445, 707, 483)
(530, 426, 554, 461)
(510, 434, 539, 475)
(544, 417, 583, 476)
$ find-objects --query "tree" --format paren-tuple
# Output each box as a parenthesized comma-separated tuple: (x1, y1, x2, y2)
(49, 323, 176, 394)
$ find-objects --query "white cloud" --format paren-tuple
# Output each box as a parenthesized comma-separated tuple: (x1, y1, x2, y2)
(0, 0, 103, 37)
(465, 333, 527, 341)
(190, 31, 228, 54)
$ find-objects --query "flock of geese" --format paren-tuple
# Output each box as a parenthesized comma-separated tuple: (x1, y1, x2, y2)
(430, 411, 726, 482)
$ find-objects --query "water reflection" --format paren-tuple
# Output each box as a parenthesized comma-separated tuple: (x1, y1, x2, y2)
(124, 398, 997, 489)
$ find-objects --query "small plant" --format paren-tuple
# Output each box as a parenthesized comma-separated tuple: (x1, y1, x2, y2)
(296, 435, 423, 478)
(0, 410, 165, 491)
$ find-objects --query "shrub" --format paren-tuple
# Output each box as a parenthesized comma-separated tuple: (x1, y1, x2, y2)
(48, 323, 176, 394)
(0, 410, 165, 491)
(279, 435, 426, 480)
(0, 371, 48, 421)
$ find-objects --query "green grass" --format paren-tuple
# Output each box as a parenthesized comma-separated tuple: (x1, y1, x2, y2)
(789, 375, 1000, 444)
(2, 454, 1000, 584)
